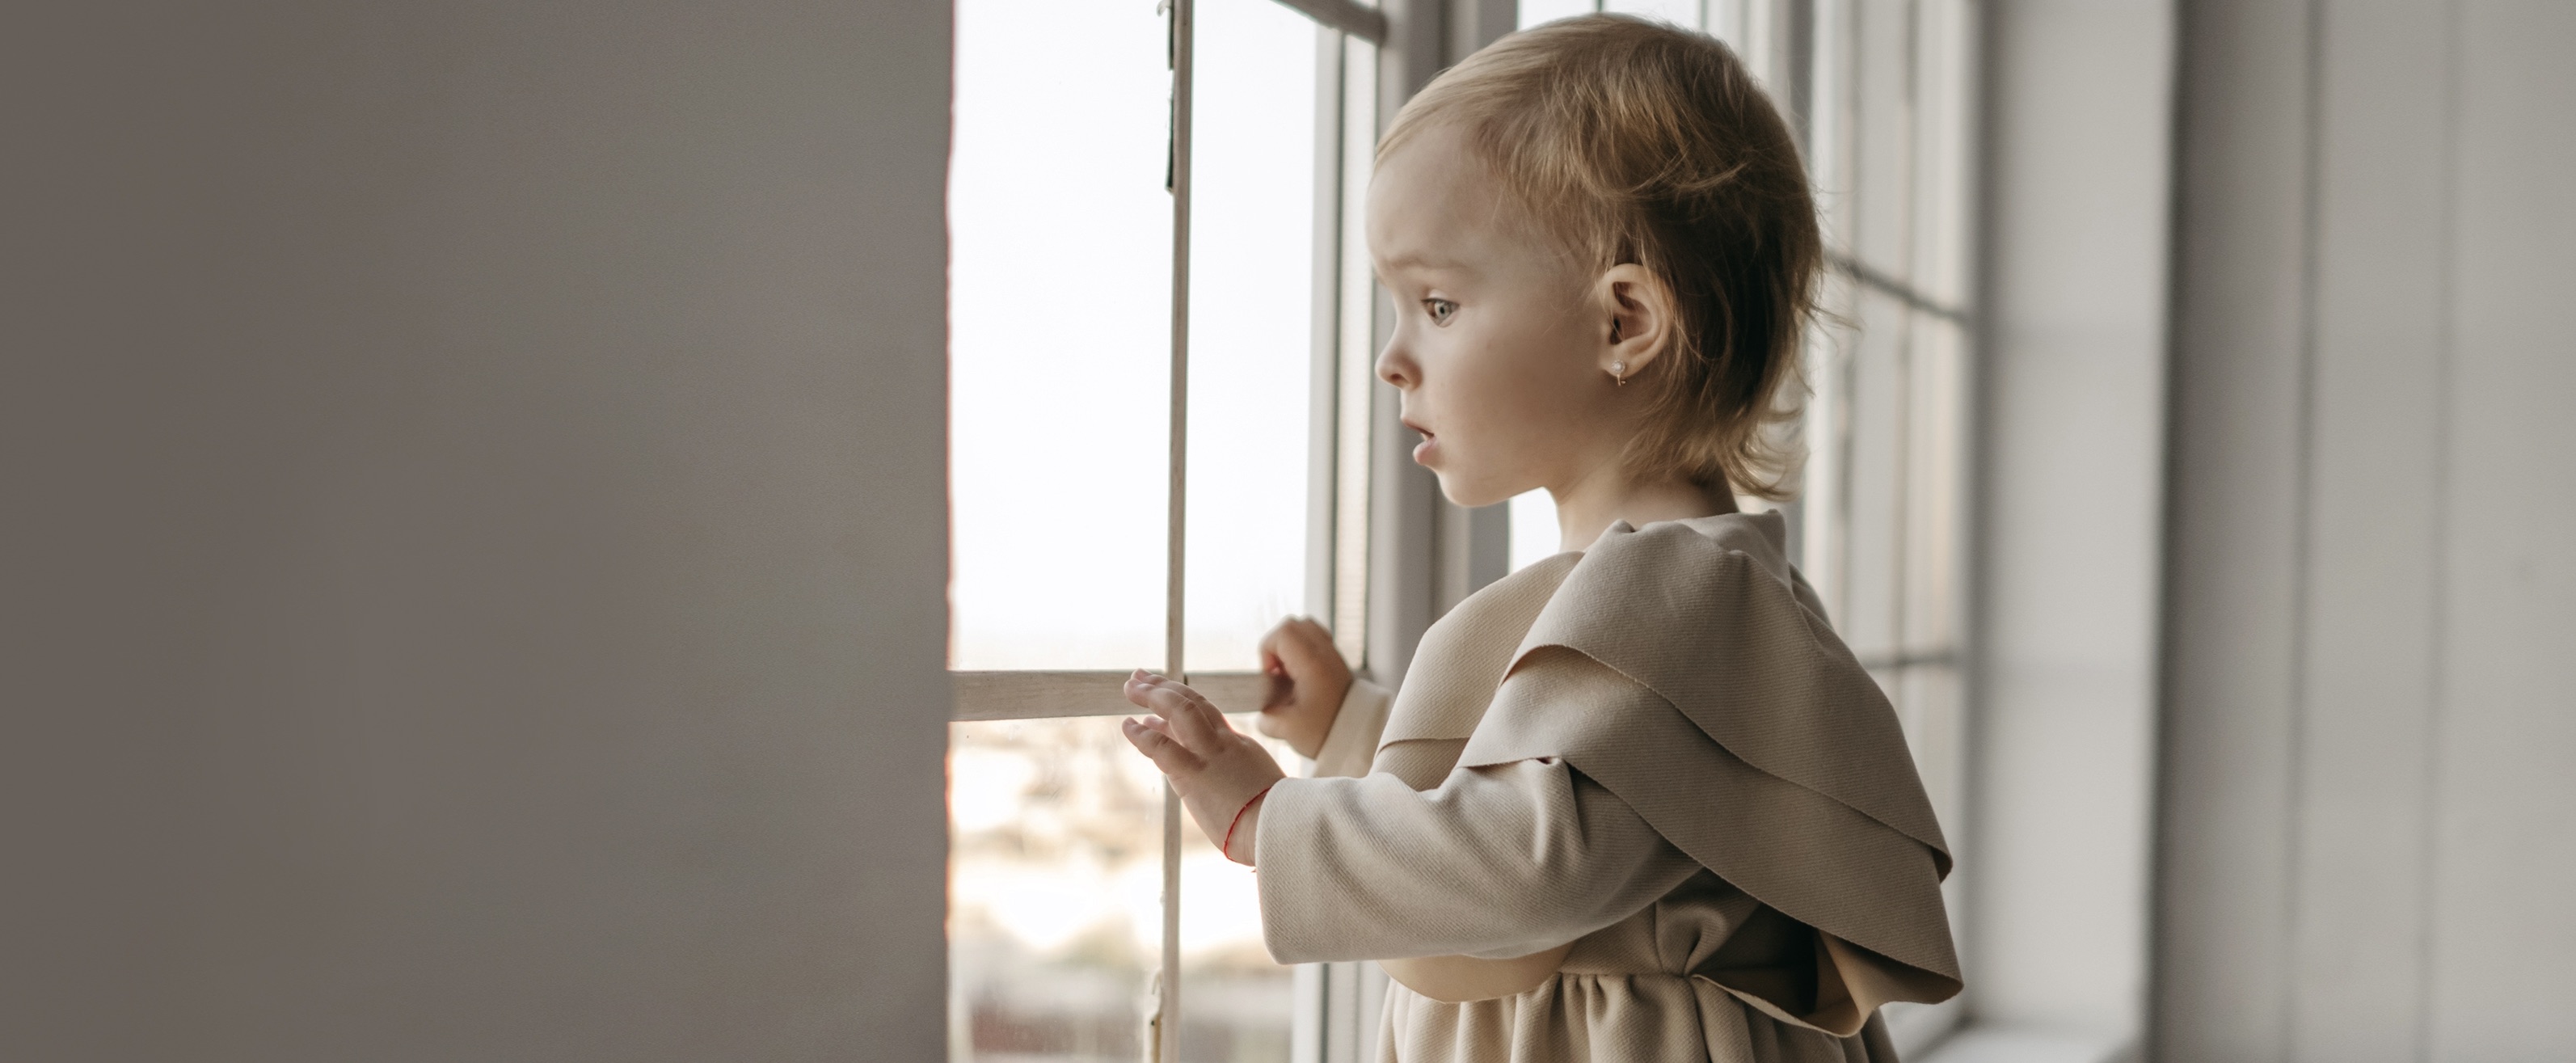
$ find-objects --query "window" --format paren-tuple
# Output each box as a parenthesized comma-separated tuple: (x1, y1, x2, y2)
(1802, 2, 1979, 1050)
(952, 2, 1979, 1061)
(948, 2, 1380, 1061)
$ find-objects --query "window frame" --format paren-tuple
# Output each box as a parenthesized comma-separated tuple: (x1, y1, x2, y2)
(946, 5, 1387, 1062)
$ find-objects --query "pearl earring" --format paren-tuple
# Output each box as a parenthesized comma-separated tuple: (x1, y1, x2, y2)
(1611, 360, 1628, 386)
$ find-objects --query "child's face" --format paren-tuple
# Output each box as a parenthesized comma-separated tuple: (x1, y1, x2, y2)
(1367, 124, 1634, 509)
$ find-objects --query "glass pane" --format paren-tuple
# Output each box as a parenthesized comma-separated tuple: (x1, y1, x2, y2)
(1185, 0, 1321, 673)
(951, 717, 1166, 1062)
(1892, 665, 1966, 834)
(1902, 311, 1964, 653)
(1798, 275, 1853, 614)
(1604, 0, 1705, 31)
(1704, 0, 1752, 49)
(951, 0, 1172, 669)
(1507, 489, 1561, 572)
(1520, 0, 1600, 30)
(1178, 715, 1302, 1062)
(1807, 0, 1852, 250)
(1912, 0, 1975, 307)
(1838, 285, 1907, 660)
(1848, 0, 1915, 283)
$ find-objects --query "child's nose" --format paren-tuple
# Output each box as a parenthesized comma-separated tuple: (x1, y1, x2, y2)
(1374, 343, 1417, 390)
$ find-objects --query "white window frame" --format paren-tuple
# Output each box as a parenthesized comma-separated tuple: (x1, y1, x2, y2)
(947, 5, 1393, 1062)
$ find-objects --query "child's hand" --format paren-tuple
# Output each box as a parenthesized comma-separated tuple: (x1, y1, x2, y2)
(1251, 617, 1351, 760)
(1120, 670, 1287, 865)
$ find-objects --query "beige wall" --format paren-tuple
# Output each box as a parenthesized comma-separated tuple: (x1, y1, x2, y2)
(2161, 2, 2576, 1060)
(1, 2, 951, 1058)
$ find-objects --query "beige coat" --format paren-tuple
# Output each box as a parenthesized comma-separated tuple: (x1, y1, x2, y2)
(1254, 512, 1959, 1062)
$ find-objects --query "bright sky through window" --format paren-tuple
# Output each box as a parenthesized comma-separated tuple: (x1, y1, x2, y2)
(948, 0, 1170, 671)
(951, 0, 1314, 674)
(949, 1, 1320, 1059)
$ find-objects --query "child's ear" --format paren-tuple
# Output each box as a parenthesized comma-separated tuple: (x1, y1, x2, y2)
(1594, 264, 1676, 382)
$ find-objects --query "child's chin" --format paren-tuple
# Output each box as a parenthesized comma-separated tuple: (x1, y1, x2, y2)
(1431, 470, 1513, 510)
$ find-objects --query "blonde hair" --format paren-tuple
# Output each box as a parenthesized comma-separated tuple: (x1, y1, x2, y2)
(1381, 14, 1819, 500)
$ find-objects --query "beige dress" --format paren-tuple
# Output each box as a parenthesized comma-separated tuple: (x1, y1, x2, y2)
(1253, 512, 1960, 1062)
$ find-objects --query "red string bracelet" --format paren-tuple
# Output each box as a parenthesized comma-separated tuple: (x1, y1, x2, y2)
(1222, 780, 1279, 864)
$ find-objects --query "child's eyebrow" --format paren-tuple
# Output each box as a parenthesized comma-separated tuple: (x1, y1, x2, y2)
(1373, 266, 1466, 294)
(1379, 250, 1467, 272)
(1376, 254, 1482, 295)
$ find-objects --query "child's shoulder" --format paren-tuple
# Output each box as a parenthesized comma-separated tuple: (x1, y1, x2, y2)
(1583, 509, 1795, 589)
(1504, 505, 1939, 858)
(1526, 508, 1811, 658)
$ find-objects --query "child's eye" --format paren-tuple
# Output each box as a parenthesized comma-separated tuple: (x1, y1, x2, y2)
(1423, 298, 1458, 325)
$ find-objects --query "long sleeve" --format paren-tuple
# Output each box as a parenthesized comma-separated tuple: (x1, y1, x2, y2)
(1254, 755, 1702, 964)
(1308, 677, 1393, 779)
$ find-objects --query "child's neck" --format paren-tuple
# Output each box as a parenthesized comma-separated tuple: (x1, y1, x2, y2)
(1554, 474, 1736, 554)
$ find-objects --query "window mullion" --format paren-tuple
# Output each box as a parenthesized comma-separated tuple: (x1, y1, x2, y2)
(1154, 2, 1195, 1060)
(1330, 32, 1380, 669)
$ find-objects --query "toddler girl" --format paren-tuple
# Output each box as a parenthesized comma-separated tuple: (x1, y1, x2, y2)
(1121, 15, 1958, 1061)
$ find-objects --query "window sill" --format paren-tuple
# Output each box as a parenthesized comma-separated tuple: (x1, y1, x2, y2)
(1916, 1025, 2135, 1063)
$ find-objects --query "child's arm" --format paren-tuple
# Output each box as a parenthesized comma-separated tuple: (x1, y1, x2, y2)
(1253, 757, 1701, 964)
(1119, 670, 1693, 961)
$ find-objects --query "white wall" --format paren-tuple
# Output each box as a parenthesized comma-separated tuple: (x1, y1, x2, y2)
(1965, 0, 2177, 1053)
(2160, 2, 2576, 1060)
(0, 2, 951, 1058)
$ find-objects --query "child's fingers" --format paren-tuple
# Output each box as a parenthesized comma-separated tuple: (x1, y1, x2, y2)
(1173, 678, 1237, 747)
(1124, 673, 1199, 742)
(1133, 675, 1229, 750)
(1254, 631, 1292, 711)
(1124, 671, 1214, 745)
(1122, 669, 1165, 711)
(1273, 618, 1346, 685)
(1133, 715, 1193, 753)
(1120, 716, 1204, 776)
(1124, 669, 1195, 721)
